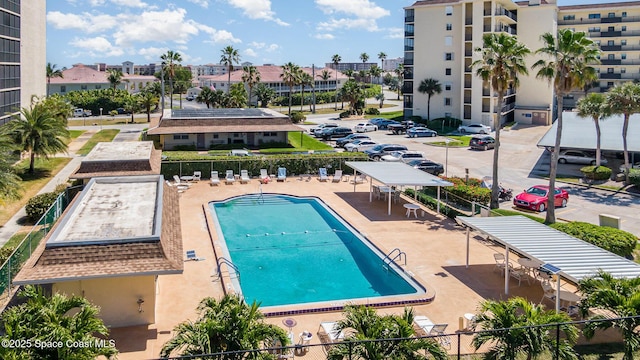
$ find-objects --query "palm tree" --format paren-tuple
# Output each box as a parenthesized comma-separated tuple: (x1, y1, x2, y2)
(360, 52, 369, 69)
(472, 32, 530, 209)
(533, 28, 600, 224)
(318, 69, 332, 93)
(327, 305, 447, 360)
(227, 83, 248, 108)
(375, 92, 385, 108)
(123, 95, 141, 123)
(220, 45, 241, 94)
(138, 90, 159, 122)
(0, 130, 22, 204)
(0, 285, 117, 360)
(45, 63, 63, 96)
(160, 294, 288, 359)
(281, 62, 300, 117)
(241, 65, 261, 107)
(576, 93, 610, 167)
(341, 79, 365, 115)
(369, 65, 382, 88)
(579, 271, 640, 360)
(6, 104, 68, 174)
(343, 69, 355, 80)
(106, 68, 123, 94)
(378, 51, 387, 73)
(394, 64, 405, 100)
(606, 82, 640, 183)
(160, 50, 183, 109)
(254, 83, 276, 108)
(298, 70, 313, 111)
(472, 297, 578, 360)
(332, 54, 342, 110)
(417, 78, 443, 123)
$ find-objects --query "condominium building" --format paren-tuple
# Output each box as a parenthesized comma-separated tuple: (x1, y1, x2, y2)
(405, 0, 640, 127)
(324, 62, 378, 71)
(2, 1, 46, 125)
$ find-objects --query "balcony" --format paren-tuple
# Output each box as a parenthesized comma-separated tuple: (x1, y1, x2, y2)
(466, 18, 473, 25)
(601, 31, 622, 37)
(465, 34, 472, 41)
(600, 73, 622, 79)
(482, 105, 491, 112)
(483, 88, 491, 96)
(405, 15, 414, 23)
(402, 84, 413, 93)
(600, 45, 622, 51)
(602, 17, 622, 23)
(495, 8, 517, 22)
(464, 96, 472, 104)
(405, 31, 414, 37)
(601, 59, 622, 65)
(465, 65, 472, 73)
(483, 9, 491, 16)
(464, 80, 472, 89)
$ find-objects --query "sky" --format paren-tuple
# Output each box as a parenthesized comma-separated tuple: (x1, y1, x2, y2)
(46, 0, 639, 69)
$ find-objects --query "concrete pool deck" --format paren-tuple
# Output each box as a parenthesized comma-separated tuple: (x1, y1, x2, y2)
(109, 176, 574, 359)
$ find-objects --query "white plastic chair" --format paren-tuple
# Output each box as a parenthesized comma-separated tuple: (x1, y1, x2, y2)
(193, 171, 202, 181)
(225, 170, 235, 184)
(318, 168, 328, 181)
(210, 171, 220, 186)
(493, 253, 506, 274)
(277, 167, 287, 182)
(240, 170, 250, 184)
(332, 170, 343, 182)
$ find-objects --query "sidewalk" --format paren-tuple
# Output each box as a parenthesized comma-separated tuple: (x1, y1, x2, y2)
(0, 126, 139, 246)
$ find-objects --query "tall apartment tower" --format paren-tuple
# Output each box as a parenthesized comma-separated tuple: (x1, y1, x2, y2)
(0, 1, 46, 125)
(404, 0, 556, 127)
(558, 1, 640, 109)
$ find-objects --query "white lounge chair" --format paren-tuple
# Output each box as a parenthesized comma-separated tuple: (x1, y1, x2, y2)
(318, 168, 328, 182)
(210, 171, 220, 186)
(165, 180, 188, 193)
(413, 315, 435, 336)
(225, 170, 235, 184)
(173, 175, 192, 187)
(259, 169, 271, 183)
(240, 170, 250, 184)
(277, 167, 287, 182)
(429, 324, 451, 348)
(317, 322, 344, 343)
(350, 174, 367, 184)
(332, 170, 343, 182)
(193, 171, 202, 181)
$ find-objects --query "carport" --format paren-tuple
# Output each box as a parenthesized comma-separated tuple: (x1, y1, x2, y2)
(345, 161, 453, 215)
(456, 215, 640, 311)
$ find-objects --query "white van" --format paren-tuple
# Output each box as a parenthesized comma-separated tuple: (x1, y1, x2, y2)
(73, 108, 91, 117)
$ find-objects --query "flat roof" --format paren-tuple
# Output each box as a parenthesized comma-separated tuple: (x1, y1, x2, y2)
(170, 108, 287, 119)
(345, 161, 453, 187)
(456, 215, 640, 282)
(537, 111, 640, 152)
(46, 175, 162, 248)
(84, 141, 153, 162)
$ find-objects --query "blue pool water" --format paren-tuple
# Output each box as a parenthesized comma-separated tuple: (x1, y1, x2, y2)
(209, 194, 422, 307)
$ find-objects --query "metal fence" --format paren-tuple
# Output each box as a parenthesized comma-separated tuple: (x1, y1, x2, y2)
(0, 185, 82, 299)
(152, 316, 633, 360)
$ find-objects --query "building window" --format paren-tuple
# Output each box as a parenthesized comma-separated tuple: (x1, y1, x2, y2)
(213, 134, 219, 139)
(173, 134, 189, 140)
(622, 26, 627, 31)
(444, 98, 451, 106)
(446, 23, 452, 31)
(607, 40, 614, 46)
(622, 53, 627, 59)
(445, 6, 453, 15)
(233, 133, 241, 138)
(445, 68, 452, 75)
(563, 15, 575, 20)
(622, 40, 627, 46)
(621, 68, 626, 74)
(622, 11, 627, 17)
(608, 54, 615, 59)
(445, 52, 453, 61)
(608, 82, 614, 87)
(404, 38, 414, 51)
(445, 82, 452, 91)
(60, 86, 66, 93)
(588, 27, 600, 32)
(445, 36, 453, 46)
(608, 12, 615, 18)
(588, 13, 601, 19)
(263, 132, 277, 137)
(81, 85, 87, 90)
(95, 85, 101, 89)
(607, 68, 614, 73)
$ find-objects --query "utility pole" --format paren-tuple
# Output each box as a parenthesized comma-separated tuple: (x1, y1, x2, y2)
(160, 65, 165, 112)
(312, 64, 316, 114)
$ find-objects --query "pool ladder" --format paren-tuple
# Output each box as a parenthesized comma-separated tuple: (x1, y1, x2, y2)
(382, 248, 407, 268)
(215, 257, 240, 282)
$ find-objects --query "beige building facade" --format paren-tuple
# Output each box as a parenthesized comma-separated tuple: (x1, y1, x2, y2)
(405, 0, 640, 127)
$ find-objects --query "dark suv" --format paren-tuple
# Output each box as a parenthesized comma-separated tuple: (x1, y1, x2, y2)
(321, 127, 353, 140)
(364, 144, 408, 160)
(469, 135, 496, 150)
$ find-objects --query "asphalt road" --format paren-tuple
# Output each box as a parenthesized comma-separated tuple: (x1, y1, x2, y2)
(301, 115, 640, 237)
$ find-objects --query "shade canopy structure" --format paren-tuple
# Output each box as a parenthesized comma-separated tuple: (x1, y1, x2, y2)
(456, 215, 640, 301)
(345, 161, 453, 215)
(537, 111, 640, 152)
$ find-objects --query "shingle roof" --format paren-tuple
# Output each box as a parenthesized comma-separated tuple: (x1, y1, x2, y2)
(49, 64, 158, 85)
(13, 181, 183, 285)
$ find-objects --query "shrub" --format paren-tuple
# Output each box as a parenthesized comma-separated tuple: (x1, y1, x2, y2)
(0, 246, 14, 265)
(580, 165, 612, 180)
(25, 192, 61, 222)
(442, 176, 491, 205)
(365, 108, 380, 115)
(290, 111, 306, 123)
(629, 168, 640, 186)
(174, 144, 197, 151)
(550, 222, 637, 257)
(339, 111, 351, 119)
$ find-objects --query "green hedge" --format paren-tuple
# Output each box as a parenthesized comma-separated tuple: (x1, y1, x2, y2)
(629, 168, 640, 186)
(25, 192, 60, 222)
(443, 177, 491, 205)
(161, 153, 368, 179)
(404, 189, 466, 219)
(550, 222, 637, 257)
(365, 108, 380, 115)
(580, 165, 612, 180)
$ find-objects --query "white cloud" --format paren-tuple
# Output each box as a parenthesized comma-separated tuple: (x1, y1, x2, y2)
(187, 0, 209, 8)
(47, 11, 118, 33)
(315, 0, 390, 19)
(138, 46, 168, 61)
(314, 33, 335, 40)
(317, 18, 378, 32)
(385, 27, 404, 39)
(69, 36, 124, 57)
(226, 0, 289, 26)
(248, 42, 279, 52)
(244, 49, 257, 57)
(87, 0, 149, 8)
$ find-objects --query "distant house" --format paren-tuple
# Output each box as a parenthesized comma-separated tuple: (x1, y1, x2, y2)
(13, 175, 183, 328)
(69, 141, 161, 184)
(48, 63, 157, 95)
(147, 108, 304, 150)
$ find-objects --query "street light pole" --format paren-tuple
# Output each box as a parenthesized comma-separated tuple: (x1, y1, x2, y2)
(445, 138, 451, 178)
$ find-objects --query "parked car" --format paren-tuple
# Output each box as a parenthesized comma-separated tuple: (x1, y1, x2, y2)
(335, 133, 370, 147)
(310, 123, 338, 137)
(381, 150, 425, 163)
(186, 95, 195, 101)
(407, 127, 437, 138)
(458, 124, 491, 134)
(321, 127, 353, 140)
(364, 144, 408, 160)
(377, 120, 401, 130)
(354, 122, 378, 133)
(557, 149, 608, 165)
(388, 121, 415, 134)
(345, 140, 378, 152)
(513, 185, 569, 212)
(406, 159, 444, 175)
(368, 118, 388, 127)
(619, 162, 640, 173)
(73, 108, 91, 117)
(469, 135, 496, 150)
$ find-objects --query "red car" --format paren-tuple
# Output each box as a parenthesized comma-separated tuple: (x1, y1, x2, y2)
(513, 185, 569, 212)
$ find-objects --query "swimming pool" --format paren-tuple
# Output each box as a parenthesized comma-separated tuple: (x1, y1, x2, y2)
(209, 194, 425, 308)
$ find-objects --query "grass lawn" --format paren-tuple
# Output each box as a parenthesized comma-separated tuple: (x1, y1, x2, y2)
(285, 132, 333, 151)
(0, 157, 71, 227)
(69, 130, 85, 139)
(365, 110, 403, 120)
(68, 116, 152, 126)
(76, 129, 120, 155)
(491, 208, 545, 223)
(429, 135, 472, 147)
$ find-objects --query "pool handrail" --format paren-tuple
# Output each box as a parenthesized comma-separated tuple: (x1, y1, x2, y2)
(217, 256, 240, 281)
(382, 248, 407, 266)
